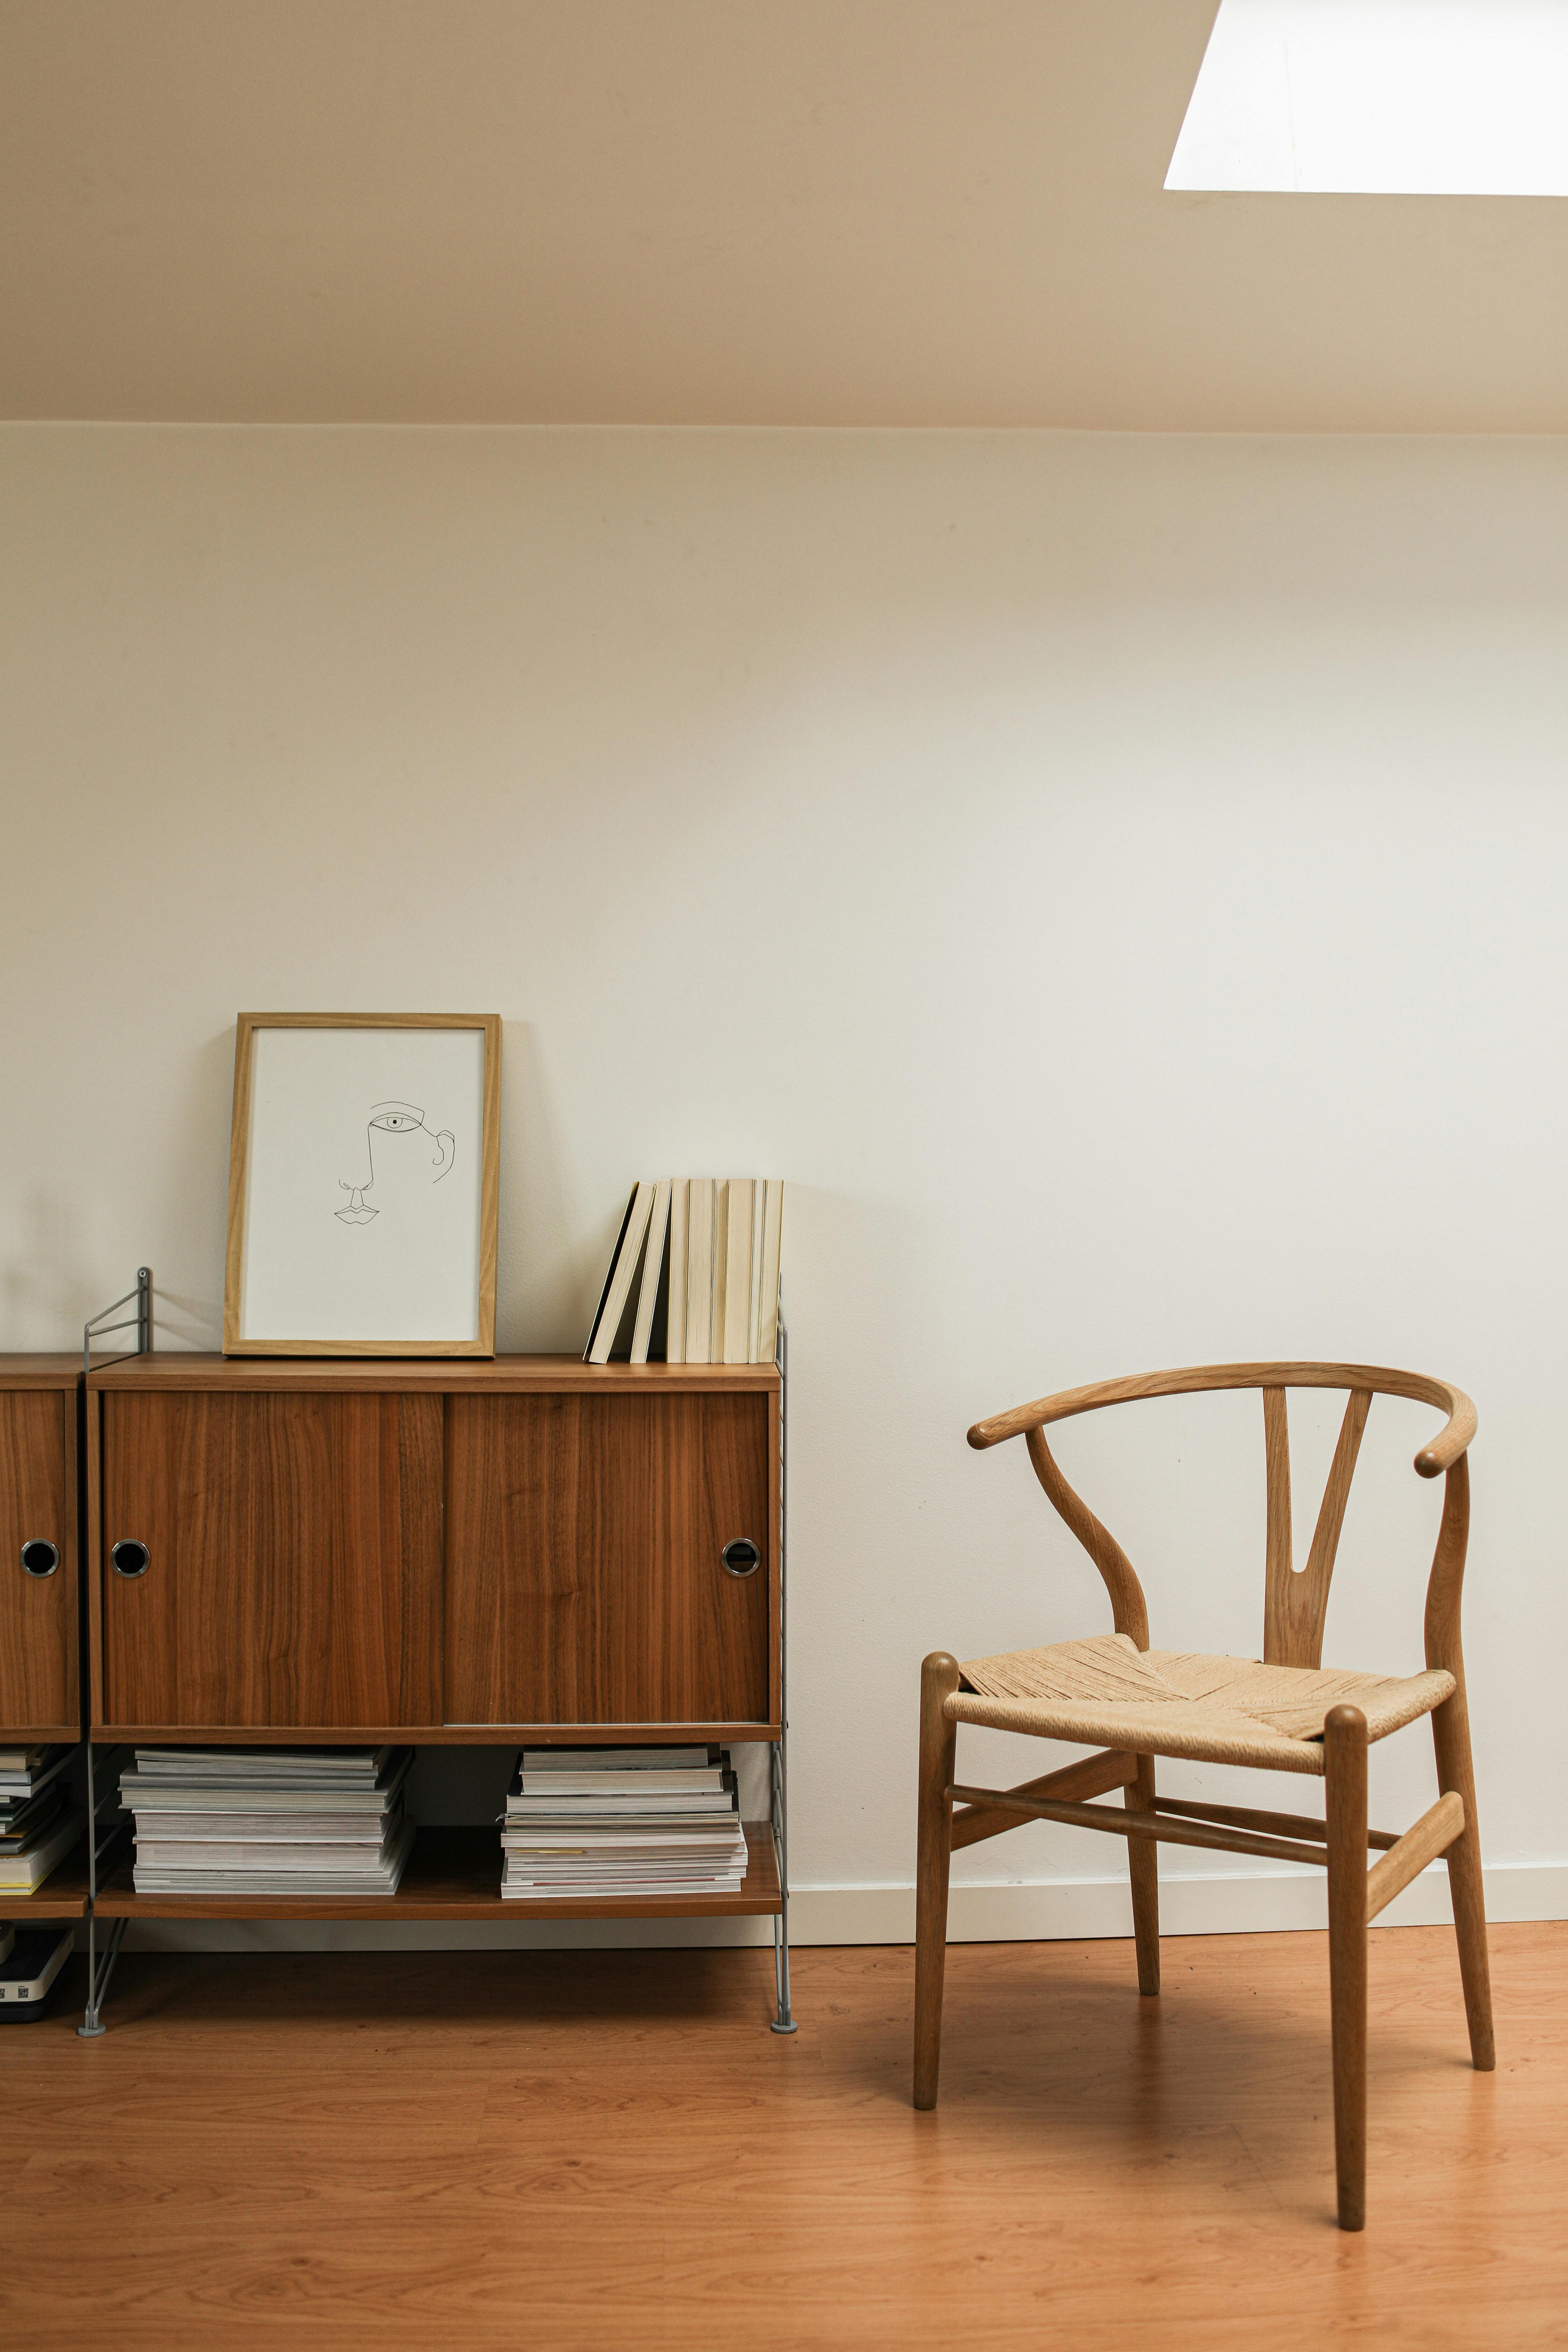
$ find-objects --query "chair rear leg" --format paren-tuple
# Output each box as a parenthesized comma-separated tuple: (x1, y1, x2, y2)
(1125, 1753, 1160, 1996)
(914, 1652, 959, 2110)
(1430, 1686, 1496, 2071)
(1325, 1704, 1369, 2231)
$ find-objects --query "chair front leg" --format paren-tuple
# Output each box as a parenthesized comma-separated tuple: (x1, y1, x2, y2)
(1125, 1753, 1161, 1995)
(1325, 1703, 1369, 2231)
(1430, 1683, 1496, 2072)
(914, 1652, 960, 2110)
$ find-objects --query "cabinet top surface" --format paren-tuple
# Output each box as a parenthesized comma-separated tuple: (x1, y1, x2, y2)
(0, 1353, 83, 1388)
(86, 1351, 780, 1393)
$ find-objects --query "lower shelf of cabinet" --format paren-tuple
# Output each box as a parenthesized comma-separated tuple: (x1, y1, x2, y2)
(92, 1723, 784, 1748)
(92, 1821, 782, 1922)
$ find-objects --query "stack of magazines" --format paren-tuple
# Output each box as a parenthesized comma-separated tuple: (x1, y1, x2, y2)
(501, 1746, 747, 1900)
(0, 1744, 84, 1897)
(120, 1746, 415, 1897)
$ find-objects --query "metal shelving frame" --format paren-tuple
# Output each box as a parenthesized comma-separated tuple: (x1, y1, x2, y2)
(769, 1304, 797, 2032)
(78, 1268, 152, 2034)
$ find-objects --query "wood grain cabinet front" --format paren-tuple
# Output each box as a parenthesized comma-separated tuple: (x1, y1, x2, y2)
(99, 1390, 444, 1730)
(0, 1389, 78, 1738)
(443, 1392, 772, 1729)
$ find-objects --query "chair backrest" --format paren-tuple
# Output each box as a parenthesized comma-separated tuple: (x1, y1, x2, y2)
(967, 1362, 1476, 1675)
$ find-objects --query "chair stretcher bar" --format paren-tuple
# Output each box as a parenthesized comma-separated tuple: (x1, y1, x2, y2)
(947, 1766, 1466, 1900)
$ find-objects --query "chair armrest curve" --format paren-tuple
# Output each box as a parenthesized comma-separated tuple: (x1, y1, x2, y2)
(967, 1361, 1476, 1477)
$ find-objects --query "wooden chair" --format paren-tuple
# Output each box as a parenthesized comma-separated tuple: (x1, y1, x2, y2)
(914, 1362, 1494, 2231)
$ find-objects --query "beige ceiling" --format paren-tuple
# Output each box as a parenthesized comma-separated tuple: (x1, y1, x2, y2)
(3, 0, 1566, 429)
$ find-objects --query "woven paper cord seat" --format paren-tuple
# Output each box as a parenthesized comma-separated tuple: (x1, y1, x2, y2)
(953, 1633, 1455, 1776)
(914, 1360, 1496, 2234)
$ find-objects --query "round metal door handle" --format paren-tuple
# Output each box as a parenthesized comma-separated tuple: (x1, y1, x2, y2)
(720, 1537, 761, 1578)
(20, 1539, 60, 1578)
(111, 1538, 151, 1578)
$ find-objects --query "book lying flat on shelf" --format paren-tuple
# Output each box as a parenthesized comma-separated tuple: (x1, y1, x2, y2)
(128, 1827, 418, 1899)
(517, 1765, 729, 1794)
(584, 1178, 784, 1365)
(118, 1751, 411, 1813)
(121, 1748, 415, 1897)
(0, 1809, 86, 1895)
(504, 1792, 737, 1815)
(0, 1786, 68, 1849)
(501, 1744, 747, 1900)
(130, 1811, 402, 1840)
(0, 1744, 74, 1804)
(135, 1833, 409, 1873)
(522, 1748, 716, 1769)
(129, 1746, 404, 1779)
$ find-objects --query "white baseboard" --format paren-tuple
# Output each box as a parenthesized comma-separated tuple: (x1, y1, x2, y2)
(791, 1856, 1568, 1946)
(106, 1858, 1567, 1954)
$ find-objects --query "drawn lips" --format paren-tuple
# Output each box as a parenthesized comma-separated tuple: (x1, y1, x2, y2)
(335, 1205, 378, 1225)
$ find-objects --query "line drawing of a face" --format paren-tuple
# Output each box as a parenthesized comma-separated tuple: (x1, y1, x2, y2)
(336, 1100, 456, 1225)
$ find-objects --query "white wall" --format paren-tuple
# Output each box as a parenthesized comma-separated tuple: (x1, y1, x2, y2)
(4, 424, 1566, 1943)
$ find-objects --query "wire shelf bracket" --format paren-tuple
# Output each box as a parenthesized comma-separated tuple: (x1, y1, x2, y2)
(83, 1266, 152, 1381)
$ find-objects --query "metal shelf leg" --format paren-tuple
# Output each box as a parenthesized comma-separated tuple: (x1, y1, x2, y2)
(769, 1308, 798, 2034)
(79, 1918, 126, 2038)
(769, 1736, 797, 2033)
(78, 1735, 107, 2037)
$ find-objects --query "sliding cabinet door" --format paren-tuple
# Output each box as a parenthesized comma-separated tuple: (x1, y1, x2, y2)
(0, 1391, 77, 1736)
(100, 1390, 443, 1730)
(444, 1392, 770, 1728)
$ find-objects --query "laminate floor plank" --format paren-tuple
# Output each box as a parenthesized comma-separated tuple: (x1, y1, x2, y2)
(3, 1925, 1564, 2352)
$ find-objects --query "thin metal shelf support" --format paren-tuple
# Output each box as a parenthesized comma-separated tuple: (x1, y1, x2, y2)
(770, 1304, 797, 2033)
(83, 1266, 152, 1382)
(79, 1268, 152, 2037)
(79, 1916, 127, 2036)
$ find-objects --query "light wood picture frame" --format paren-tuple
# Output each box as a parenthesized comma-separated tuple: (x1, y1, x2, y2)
(224, 1013, 501, 1356)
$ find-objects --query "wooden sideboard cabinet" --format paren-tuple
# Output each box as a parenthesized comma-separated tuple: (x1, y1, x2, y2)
(0, 1357, 82, 1745)
(87, 1355, 781, 1746)
(76, 1350, 792, 2025)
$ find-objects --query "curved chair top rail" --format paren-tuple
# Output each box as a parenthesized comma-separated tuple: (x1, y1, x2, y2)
(967, 1362, 1476, 1478)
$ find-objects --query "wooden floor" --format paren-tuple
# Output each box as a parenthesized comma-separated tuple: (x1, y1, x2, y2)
(6, 1924, 1565, 2351)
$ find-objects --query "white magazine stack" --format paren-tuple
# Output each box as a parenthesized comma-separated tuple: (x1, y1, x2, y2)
(502, 1746, 747, 1900)
(121, 1747, 415, 1896)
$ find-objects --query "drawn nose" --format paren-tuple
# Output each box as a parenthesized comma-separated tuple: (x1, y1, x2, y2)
(336, 1184, 378, 1226)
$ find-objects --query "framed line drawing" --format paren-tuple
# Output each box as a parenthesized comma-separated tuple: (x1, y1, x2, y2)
(224, 1013, 501, 1356)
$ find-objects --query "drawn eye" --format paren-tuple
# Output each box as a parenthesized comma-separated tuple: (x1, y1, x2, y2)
(370, 1102, 424, 1132)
